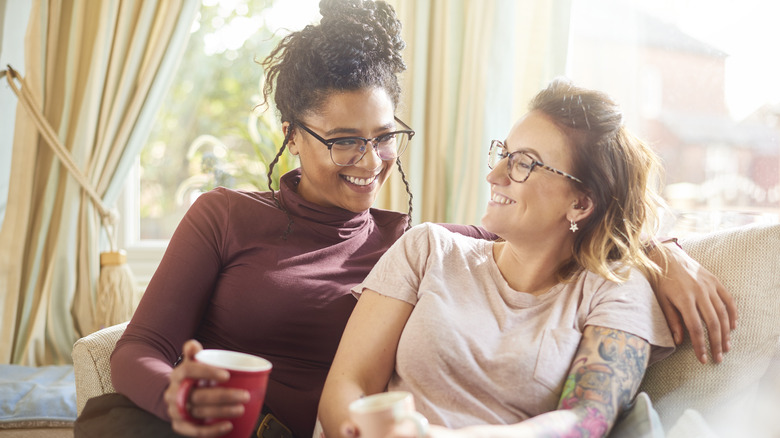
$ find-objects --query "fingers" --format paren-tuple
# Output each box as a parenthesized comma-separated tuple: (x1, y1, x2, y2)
(166, 385, 248, 436)
(695, 270, 735, 363)
(657, 297, 684, 345)
(164, 340, 247, 437)
(712, 287, 733, 353)
(696, 297, 723, 364)
(172, 418, 233, 437)
(656, 244, 738, 364)
(188, 386, 250, 419)
(675, 297, 708, 364)
(341, 420, 359, 438)
(716, 280, 738, 331)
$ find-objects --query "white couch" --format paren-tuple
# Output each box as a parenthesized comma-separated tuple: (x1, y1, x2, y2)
(71, 223, 780, 437)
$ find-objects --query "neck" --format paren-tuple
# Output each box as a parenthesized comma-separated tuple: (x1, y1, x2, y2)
(492, 238, 573, 295)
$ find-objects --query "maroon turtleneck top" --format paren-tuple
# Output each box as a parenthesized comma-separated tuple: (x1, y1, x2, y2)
(110, 169, 492, 437)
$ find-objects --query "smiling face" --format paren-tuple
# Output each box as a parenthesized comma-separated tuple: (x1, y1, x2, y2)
(287, 87, 397, 213)
(481, 111, 585, 243)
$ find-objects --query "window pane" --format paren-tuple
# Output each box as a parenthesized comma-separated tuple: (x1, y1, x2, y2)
(566, 0, 780, 233)
(139, 0, 317, 240)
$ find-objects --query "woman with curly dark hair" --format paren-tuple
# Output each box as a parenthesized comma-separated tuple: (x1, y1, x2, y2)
(104, 1, 487, 438)
(95, 1, 734, 438)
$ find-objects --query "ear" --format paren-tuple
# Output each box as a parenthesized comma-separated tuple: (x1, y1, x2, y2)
(283, 122, 300, 156)
(567, 193, 594, 223)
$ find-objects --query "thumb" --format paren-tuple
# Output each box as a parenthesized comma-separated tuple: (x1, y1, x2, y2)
(341, 421, 359, 438)
(182, 339, 204, 361)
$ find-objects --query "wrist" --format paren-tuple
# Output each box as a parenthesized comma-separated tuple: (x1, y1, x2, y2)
(659, 237, 682, 250)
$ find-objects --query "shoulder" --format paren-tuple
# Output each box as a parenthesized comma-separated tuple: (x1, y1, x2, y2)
(575, 266, 675, 354)
(191, 186, 266, 206)
(435, 223, 497, 240)
(192, 187, 280, 215)
(402, 222, 454, 241)
(580, 265, 652, 295)
(368, 207, 411, 230)
(186, 187, 287, 234)
(572, 266, 658, 315)
(396, 223, 486, 256)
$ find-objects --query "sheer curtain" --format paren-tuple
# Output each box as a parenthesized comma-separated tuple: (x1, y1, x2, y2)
(382, 0, 572, 225)
(0, 0, 198, 366)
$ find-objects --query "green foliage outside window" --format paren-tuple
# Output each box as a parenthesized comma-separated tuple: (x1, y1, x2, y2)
(140, 0, 299, 239)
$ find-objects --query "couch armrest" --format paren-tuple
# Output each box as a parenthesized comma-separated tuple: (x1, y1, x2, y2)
(640, 223, 780, 433)
(71, 322, 128, 415)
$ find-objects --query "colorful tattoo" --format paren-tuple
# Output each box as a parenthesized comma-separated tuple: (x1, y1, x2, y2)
(556, 326, 650, 437)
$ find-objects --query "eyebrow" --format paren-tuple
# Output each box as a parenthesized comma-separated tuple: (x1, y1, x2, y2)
(504, 140, 544, 162)
(323, 121, 396, 137)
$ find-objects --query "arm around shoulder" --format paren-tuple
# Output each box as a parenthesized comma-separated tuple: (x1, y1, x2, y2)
(646, 240, 737, 364)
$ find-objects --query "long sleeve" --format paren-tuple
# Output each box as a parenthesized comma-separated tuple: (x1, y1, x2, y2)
(109, 170, 409, 438)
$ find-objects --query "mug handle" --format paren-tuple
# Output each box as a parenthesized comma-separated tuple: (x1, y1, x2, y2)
(176, 378, 202, 424)
(394, 410, 429, 438)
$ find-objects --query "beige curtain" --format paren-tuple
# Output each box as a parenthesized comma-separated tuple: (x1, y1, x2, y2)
(380, 0, 572, 225)
(0, 0, 198, 366)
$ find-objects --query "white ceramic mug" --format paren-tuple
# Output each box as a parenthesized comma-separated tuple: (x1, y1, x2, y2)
(349, 391, 429, 438)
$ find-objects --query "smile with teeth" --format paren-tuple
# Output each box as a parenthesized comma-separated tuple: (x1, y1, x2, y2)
(491, 191, 515, 205)
(343, 174, 378, 186)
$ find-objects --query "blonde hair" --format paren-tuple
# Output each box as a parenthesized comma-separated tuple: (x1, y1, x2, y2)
(530, 78, 665, 283)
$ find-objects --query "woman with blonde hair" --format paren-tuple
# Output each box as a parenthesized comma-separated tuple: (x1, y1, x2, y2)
(319, 78, 685, 438)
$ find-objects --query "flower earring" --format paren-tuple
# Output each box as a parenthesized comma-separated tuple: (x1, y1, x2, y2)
(569, 219, 578, 233)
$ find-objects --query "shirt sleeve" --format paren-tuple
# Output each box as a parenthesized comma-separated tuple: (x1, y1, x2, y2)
(351, 223, 439, 305)
(583, 269, 676, 365)
(436, 223, 498, 240)
(110, 188, 230, 421)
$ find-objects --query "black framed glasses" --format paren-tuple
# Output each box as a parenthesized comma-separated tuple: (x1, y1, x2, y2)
(295, 117, 415, 167)
(487, 140, 583, 184)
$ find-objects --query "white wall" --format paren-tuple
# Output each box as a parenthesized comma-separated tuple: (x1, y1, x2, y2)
(0, 0, 32, 229)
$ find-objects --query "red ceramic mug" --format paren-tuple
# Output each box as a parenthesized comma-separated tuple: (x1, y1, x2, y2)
(176, 349, 272, 438)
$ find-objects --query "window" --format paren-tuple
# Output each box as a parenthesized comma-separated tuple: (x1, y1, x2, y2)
(566, 0, 780, 235)
(119, 0, 319, 284)
(122, 0, 780, 283)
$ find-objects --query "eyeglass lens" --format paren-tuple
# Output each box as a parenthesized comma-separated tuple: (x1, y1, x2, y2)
(488, 141, 534, 182)
(331, 132, 411, 166)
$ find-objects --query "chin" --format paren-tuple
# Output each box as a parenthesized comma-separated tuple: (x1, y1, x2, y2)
(343, 198, 377, 213)
(480, 215, 498, 234)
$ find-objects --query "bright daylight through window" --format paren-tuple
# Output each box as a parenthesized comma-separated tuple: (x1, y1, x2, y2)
(126, 0, 779, 263)
(566, 0, 780, 234)
(129, 0, 318, 242)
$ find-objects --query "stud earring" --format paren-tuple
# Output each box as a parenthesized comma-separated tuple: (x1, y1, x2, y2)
(569, 220, 578, 233)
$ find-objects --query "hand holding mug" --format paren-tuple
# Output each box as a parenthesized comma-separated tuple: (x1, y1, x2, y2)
(348, 391, 429, 438)
(166, 340, 272, 438)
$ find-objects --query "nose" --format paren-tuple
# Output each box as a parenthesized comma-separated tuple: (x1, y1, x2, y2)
(486, 161, 510, 185)
(356, 141, 384, 170)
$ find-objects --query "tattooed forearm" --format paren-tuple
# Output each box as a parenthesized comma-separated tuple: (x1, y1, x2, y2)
(557, 326, 651, 437)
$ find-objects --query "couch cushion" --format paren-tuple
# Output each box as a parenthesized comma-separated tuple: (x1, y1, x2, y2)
(0, 365, 76, 429)
(640, 223, 780, 435)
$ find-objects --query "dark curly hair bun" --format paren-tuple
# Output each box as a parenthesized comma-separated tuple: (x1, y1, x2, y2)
(262, 0, 406, 124)
(260, 0, 414, 235)
(318, 0, 406, 76)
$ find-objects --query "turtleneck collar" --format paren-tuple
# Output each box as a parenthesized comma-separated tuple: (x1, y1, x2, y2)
(276, 168, 374, 239)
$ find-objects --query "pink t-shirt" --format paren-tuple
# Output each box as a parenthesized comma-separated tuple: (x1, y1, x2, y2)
(353, 223, 675, 428)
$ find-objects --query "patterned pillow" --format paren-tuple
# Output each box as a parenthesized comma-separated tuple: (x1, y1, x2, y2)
(639, 223, 780, 435)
